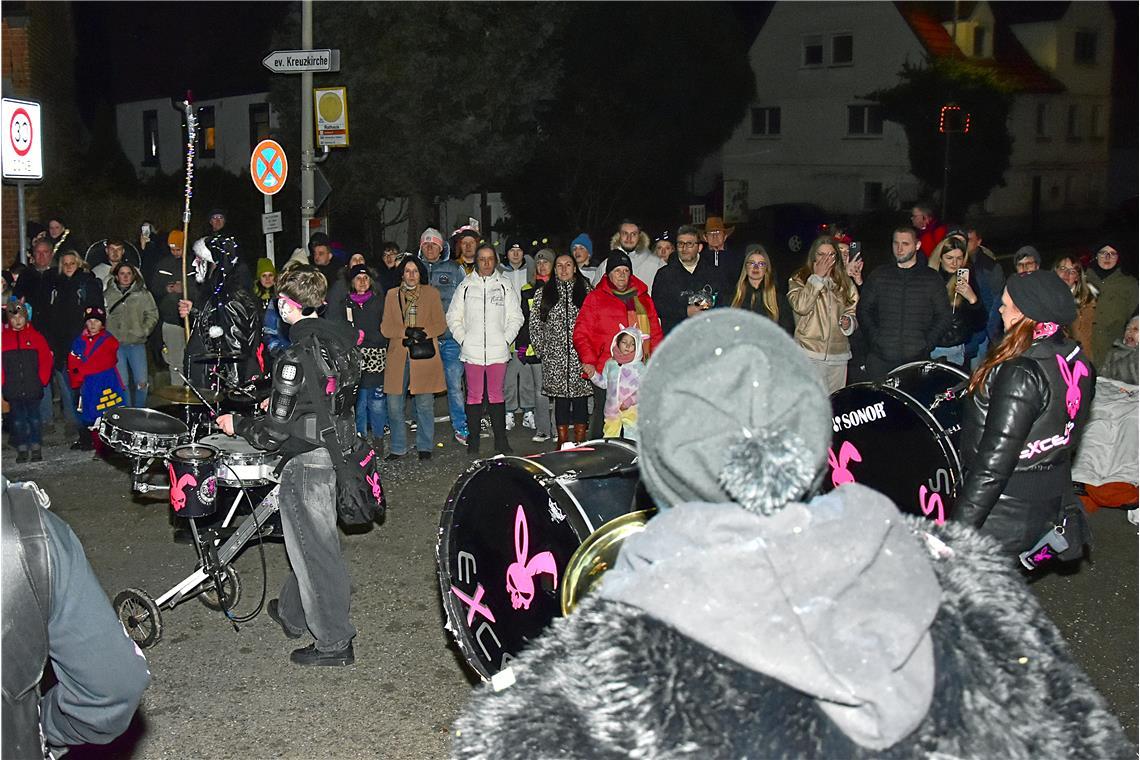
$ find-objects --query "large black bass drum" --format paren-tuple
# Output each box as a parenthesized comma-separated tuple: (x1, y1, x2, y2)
(826, 361, 968, 526)
(438, 439, 652, 681)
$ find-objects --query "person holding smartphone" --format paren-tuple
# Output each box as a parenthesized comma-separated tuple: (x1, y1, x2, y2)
(930, 231, 984, 368)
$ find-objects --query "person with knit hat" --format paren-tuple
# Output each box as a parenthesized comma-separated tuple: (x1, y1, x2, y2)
(452, 309, 1130, 759)
(1085, 240, 1138, 365)
(418, 227, 469, 444)
(569, 232, 599, 282)
(1013, 245, 1042, 274)
(955, 270, 1095, 556)
(253, 257, 277, 306)
(2, 300, 53, 461)
(66, 306, 124, 450)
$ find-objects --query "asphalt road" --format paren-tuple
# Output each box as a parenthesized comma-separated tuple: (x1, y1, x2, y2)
(4, 406, 1137, 758)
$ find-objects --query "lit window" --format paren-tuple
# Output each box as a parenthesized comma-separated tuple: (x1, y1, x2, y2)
(199, 106, 216, 159)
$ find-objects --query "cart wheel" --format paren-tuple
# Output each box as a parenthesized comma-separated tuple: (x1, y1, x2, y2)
(199, 565, 241, 611)
(114, 588, 162, 649)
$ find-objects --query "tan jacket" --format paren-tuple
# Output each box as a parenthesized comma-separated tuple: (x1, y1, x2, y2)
(381, 285, 447, 395)
(787, 273, 859, 359)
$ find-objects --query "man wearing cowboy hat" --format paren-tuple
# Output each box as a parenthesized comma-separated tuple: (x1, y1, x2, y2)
(702, 216, 743, 295)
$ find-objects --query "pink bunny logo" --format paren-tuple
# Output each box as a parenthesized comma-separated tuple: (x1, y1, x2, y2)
(1056, 355, 1089, 420)
(504, 505, 558, 610)
(167, 463, 198, 513)
(827, 441, 862, 487)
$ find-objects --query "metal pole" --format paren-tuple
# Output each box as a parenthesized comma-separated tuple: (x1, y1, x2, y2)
(300, 0, 315, 252)
(17, 182, 27, 264)
(265, 194, 275, 265)
(942, 131, 951, 221)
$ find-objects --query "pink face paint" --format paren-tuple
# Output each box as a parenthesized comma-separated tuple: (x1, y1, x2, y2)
(452, 583, 496, 626)
(918, 485, 946, 525)
(504, 505, 559, 610)
(827, 441, 862, 488)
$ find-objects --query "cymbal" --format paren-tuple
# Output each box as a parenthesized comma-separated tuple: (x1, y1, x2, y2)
(192, 351, 243, 364)
(154, 386, 220, 405)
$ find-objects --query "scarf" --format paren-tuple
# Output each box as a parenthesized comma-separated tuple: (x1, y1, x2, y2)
(610, 286, 653, 357)
(349, 291, 372, 306)
(400, 285, 420, 327)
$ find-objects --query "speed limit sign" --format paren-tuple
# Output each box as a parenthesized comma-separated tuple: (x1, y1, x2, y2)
(2, 98, 43, 180)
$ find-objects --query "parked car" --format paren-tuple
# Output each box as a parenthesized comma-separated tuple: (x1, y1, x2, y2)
(747, 203, 838, 256)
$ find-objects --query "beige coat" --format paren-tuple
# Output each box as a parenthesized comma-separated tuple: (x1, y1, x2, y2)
(787, 273, 859, 359)
(381, 285, 446, 395)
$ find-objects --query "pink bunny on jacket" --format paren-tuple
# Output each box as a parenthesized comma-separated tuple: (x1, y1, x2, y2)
(1055, 355, 1089, 420)
(827, 441, 862, 488)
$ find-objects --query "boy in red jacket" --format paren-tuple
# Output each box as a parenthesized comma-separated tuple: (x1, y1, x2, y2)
(67, 306, 123, 450)
(2, 301, 54, 461)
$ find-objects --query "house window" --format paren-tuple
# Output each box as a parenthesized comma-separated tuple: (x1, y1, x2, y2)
(1066, 104, 1080, 139)
(1074, 30, 1097, 65)
(862, 181, 884, 210)
(803, 35, 824, 66)
(199, 106, 216, 159)
(972, 26, 987, 57)
(249, 103, 270, 152)
(142, 110, 159, 166)
(750, 106, 781, 136)
(1035, 103, 1048, 138)
(832, 34, 853, 65)
(1090, 104, 1104, 139)
(847, 104, 883, 136)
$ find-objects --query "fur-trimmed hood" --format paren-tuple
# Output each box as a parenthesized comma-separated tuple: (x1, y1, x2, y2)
(609, 230, 651, 256)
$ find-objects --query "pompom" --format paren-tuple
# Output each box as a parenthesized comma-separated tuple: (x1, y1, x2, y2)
(718, 430, 817, 515)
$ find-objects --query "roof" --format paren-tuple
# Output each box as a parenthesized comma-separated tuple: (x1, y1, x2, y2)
(895, 2, 1065, 94)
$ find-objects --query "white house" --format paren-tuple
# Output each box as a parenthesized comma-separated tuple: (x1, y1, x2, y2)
(715, 1, 1114, 231)
(115, 92, 276, 178)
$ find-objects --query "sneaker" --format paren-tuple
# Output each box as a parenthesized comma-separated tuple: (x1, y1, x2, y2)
(531, 431, 550, 443)
(408, 419, 417, 432)
(290, 642, 354, 667)
(522, 411, 536, 430)
(505, 412, 516, 431)
(480, 417, 491, 431)
(454, 430, 468, 445)
(267, 599, 304, 639)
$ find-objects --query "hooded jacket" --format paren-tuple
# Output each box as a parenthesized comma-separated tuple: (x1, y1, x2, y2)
(2, 323, 53, 402)
(1086, 266, 1139, 365)
(103, 277, 159, 346)
(446, 269, 524, 366)
(590, 230, 665, 294)
(592, 327, 645, 425)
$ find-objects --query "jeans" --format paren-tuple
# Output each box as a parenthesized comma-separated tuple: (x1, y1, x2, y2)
(7, 399, 43, 446)
(275, 448, 356, 652)
(930, 344, 966, 369)
(439, 337, 467, 436)
(52, 369, 81, 433)
(356, 384, 389, 437)
(386, 361, 434, 455)
(117, 342, 150, 407)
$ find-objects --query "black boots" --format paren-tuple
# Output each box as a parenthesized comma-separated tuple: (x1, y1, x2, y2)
(466, 404, 483, 455)
(489, 402, 513, 455)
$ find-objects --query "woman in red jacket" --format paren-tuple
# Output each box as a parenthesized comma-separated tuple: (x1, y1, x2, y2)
(67, 306, 124, 449)
(2, 301, 54, 461)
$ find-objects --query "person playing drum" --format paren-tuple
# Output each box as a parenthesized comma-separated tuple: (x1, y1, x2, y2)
(953, 270, 1095, 557)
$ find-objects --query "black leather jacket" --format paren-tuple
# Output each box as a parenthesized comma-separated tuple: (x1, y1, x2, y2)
(953, 336, 1095, 551)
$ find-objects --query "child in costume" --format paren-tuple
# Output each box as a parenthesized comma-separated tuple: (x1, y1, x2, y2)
(2, 300, 53, 461)
(591, 325, 645, 440)
(67, 306, 124, 449)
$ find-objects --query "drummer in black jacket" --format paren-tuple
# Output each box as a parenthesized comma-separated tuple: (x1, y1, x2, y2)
(216, 266, 362, 667)
(857, 226, 951, 379)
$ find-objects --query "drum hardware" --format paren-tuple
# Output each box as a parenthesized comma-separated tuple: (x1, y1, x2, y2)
(192, 351, 243, 364)
(154, 385, 220, 405)
(98, 408, 193, 458)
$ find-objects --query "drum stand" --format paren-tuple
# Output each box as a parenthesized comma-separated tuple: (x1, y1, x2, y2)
(113, 484, 280, 649)
(130, 456, 168, 494)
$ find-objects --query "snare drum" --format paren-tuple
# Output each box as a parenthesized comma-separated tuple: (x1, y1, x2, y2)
(98, 408, 191, 457)
(826, 361, 968, 524)
(165, 444, 219, 518)
(437, 439, 651, 680)
(197, 434, 280, 487)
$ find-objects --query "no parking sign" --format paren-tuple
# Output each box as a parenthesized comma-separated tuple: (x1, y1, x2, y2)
(2, 98, 43, 180)
(250, 139, 288, 195)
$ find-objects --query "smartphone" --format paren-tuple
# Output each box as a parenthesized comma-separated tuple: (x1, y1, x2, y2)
(848, 241, 862, 260)
(957, 267, 969, 283)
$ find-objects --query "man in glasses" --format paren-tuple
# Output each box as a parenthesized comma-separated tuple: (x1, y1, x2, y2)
(652, 225, 723, 334)
(1086, 241, 1138, 364)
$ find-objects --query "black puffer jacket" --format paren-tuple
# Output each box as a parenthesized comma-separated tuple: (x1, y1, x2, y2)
(857, 264, 951, 363)
(934, 269, 985, 348)
(954, 336, 1095, 552)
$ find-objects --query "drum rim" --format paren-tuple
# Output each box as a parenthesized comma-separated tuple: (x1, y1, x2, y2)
(887, 360, 970, 382)
(167, 443, 219, 462)
(101, 407, 189, 435)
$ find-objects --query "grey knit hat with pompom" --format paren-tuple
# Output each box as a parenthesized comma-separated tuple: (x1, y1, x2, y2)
(638, 310, 831, 514)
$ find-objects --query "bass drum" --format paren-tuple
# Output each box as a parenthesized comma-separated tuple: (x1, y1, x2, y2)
(826, 361, 968, 525)
(438, 439, 652, 681)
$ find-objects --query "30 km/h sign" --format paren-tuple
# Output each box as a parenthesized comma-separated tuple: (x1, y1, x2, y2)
(2, 98, 43, 180)
(250, 140, 288, 195)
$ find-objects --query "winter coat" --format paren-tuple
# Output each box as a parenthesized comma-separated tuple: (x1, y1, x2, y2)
(447, 270, 524, 366)
(933, 269, 985, 349)
(420, 249, 464, 340)
(591, 327, 645, 440)
(955, 336, 1095, 553)
(1, 324, 53, 402)
(1099, 340, 1137, 386)
(572, 274, 664, 372)
(104, 279, 159, 345)
(381, 285, 446, 396)
(857, 263, 951, 364)
(331, 288, 388, 388)
(530, 278, 593, 398)
(516, 279, 546, 365)
(1086, 267, 1138, 365)
(11, 267, 55, 330)
(67, 329, 120, 390)
(499, 256, 535, 295)
(592, 232, 665, 294)
(733, 284, 796, 336)
(652, 255, 725, 335)
(42, 271, 104, 371)
(787, 271, 859, 360)
(452, 516, 1131, 759)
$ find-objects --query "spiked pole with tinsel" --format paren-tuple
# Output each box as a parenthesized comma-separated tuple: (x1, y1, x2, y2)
(180, 92, 199, 340)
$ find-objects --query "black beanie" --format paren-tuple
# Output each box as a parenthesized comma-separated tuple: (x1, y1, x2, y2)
(606, 249, 633, 275)
(1006, 270, 1076, 325)
(348, 264, 370, 281)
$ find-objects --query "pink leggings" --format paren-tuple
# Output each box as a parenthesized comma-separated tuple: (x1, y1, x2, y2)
(464, 362, 507, 404)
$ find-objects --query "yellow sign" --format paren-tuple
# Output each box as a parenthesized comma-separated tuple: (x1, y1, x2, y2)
(314, 87, 349, 148)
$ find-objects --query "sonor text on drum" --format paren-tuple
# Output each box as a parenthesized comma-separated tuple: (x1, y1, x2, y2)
(832, 401, 888, 432)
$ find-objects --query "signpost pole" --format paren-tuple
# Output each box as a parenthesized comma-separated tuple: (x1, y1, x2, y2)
(17, 181, 26, 264)
(264, 194, 275, 265)
(300, 0, 315, 251)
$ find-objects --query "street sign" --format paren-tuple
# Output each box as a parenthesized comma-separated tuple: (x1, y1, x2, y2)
(250, 139, 288, 196)
(315, 87, 349, 147)
(262, 49, 341, 74)
(313, 167, 332, 211)
(2, 98, 43, 180)
(261, 211, 283, 234)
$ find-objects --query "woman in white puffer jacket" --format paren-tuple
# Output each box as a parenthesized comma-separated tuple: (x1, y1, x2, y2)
(447, 243, 524, 455)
